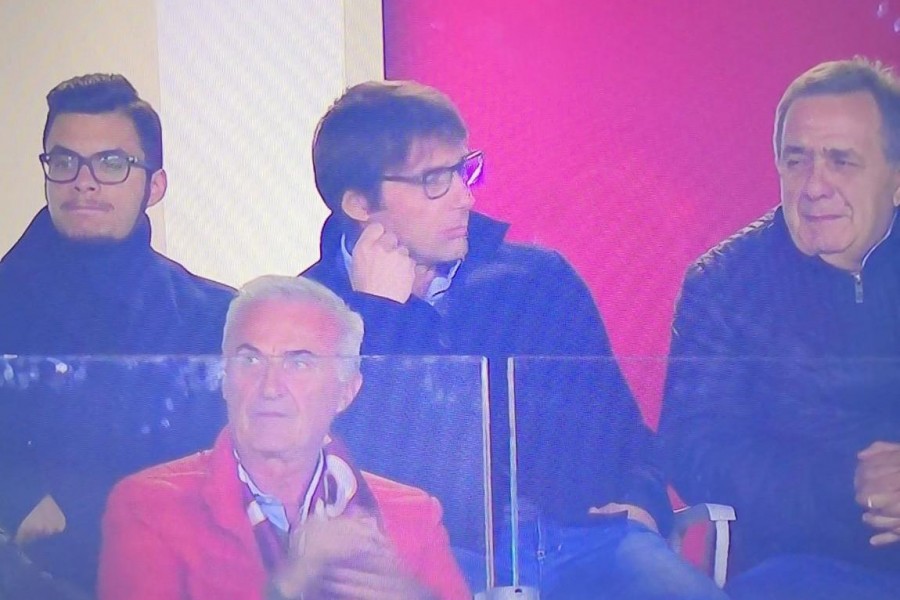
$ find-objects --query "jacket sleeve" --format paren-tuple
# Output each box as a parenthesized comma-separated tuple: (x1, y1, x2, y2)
(522, 253, 673, 534)
(97, 479, 185, 600)
(659, 267, 861, 551)
(419, 498, 472, 600)
(342, 292, 446, 356)
(392, 494, 471, 600)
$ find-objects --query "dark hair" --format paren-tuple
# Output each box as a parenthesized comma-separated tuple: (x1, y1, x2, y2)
(774, 57, 900, 164)
(312, 80, 468, 219)
(43, 73, 163, 171)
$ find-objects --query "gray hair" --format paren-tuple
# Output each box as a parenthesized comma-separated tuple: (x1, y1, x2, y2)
(223, 275, 364, 378)
(774, 57, 900, 164)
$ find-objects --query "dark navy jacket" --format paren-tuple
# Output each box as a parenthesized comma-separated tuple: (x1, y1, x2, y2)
(660, 207, 900, 574)
(0, 208, 234, 592)
(304, 211, 672, 534)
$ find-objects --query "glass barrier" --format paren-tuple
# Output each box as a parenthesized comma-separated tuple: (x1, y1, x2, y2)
(503, 356, 655, 595)
(506, 356, 900, 597)
(4, 354, 897, 598)
(0, 355, 490, 599)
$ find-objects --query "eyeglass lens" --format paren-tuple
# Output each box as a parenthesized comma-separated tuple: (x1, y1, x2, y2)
(42, 152, 132, 184)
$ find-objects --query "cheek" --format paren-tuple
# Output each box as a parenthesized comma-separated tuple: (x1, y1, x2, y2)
(45, 183, 68, 206)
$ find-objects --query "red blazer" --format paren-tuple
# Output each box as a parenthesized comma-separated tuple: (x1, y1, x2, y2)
(98, 430, 471, 600)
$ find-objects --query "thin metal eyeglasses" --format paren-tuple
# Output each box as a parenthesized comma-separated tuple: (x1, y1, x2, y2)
(39, 150, 152, 185)
(382, 150, 485, 200)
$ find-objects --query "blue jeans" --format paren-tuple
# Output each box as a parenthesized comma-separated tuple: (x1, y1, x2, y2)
(726, 554, 900, 600)
(497, 520, 728, 600)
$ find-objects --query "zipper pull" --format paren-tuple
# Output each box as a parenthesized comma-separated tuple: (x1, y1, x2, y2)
(853, 272, 863, 304)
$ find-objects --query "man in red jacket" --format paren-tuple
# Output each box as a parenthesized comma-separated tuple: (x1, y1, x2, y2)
(98, 275, 469, 600)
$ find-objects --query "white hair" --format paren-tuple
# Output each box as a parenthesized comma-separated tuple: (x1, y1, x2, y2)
(223, 275, 364, 378)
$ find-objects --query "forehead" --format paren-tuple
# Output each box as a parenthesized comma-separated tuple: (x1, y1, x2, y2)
(782, 92, 884, 151)
(228, 299, 342, 353)
(400, 136, 468, 172)
(45, 112, 142, 154)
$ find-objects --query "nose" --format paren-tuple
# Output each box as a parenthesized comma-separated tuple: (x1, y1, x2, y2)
(802, 158, 834, 201)
(260, 359, 286, 399)
(449, 174, 476, 209)
(73, 163, 99, 193)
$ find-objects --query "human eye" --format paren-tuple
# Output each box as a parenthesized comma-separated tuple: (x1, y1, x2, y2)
(423, 167, 451, 186)
(829, 154, 858, 170)
(46, 152, 77, 174)
(780, 153, 810, 172)
(231, 351, 262, 368)
(96, 152, 130, 174)
(284, 353, 316, 371)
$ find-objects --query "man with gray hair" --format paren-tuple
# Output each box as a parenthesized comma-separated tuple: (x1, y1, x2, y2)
(661, 57, 900, 599)
(98, 275, 470, 600)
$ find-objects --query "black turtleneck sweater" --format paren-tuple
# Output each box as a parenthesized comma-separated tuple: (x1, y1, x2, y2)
(0, 208, 235, 594)
(0, 207, 234, 355)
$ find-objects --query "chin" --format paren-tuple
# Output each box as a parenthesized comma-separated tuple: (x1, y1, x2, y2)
(439, 242, 469, 262)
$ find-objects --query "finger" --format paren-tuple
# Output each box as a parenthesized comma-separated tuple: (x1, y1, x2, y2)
(353, 223, 384, 255)
(859, 441, 900, 458)
(589, 502, 625, 514)
(870, 530, 900, 546)
(856, 467, 900, 489)
(858, 492, 900, 514)
(863, 512, 900, 530)
(356, 223, 384, 245)
(377, 232, 400, 250)
(857, 451, 900, 472)
(875, 498, 900, 518)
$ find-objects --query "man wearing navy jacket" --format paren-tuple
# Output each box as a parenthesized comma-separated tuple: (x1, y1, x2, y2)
(0, 73, 234, 596)
(661, 58, 900, 599)
(304, 80, 725, 599)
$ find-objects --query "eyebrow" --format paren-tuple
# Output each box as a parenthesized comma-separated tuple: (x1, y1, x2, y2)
(781, 145, 811, 156)
(46, 145, 128, 156)
(233, 344, 316, 357)
(781, 145, 863, 161)
(824, 147, 862, 162)
(234, 343, 261, 354)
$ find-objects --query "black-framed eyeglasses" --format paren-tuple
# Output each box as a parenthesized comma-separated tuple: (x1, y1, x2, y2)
(38, 150, 152, 185)
(382, 150, 485, 200)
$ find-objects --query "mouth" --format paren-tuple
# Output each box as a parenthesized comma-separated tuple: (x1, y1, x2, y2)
(444, 225, 469, 238)
(253, 409, 288, 417)
(802, 214, 845, 222)
(61, 201, 113, 213)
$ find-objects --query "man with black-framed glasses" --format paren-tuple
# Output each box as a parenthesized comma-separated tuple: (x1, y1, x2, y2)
(0, 73, 234, 596)
(303, 80, 724, 599)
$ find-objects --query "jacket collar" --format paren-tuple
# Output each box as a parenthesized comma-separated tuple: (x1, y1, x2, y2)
(202, 428, 261, 554)
(773, 206, 900, 274)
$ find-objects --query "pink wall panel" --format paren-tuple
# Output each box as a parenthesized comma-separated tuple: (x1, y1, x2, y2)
(383, 0, 900, 425)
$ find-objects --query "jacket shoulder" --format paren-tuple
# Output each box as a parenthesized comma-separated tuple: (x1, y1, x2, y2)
(111, 450, 212, 504)
(153, 252, 236, 303)
(686, 210, 783, 285)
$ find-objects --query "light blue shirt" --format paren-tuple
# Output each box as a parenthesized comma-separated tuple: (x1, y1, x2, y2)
(236, 451, 324, 533)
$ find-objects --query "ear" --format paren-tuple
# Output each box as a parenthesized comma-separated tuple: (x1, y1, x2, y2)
(146, 168, 168, 209)
(341, 189, 375, 223)
(337, 371, 362, 414)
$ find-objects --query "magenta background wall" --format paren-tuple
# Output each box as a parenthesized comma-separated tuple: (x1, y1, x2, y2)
(382, 0, 900, 425)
